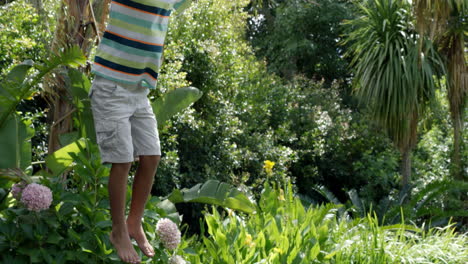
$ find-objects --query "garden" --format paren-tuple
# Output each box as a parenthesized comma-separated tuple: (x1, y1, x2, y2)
(0, 0, 467, 263)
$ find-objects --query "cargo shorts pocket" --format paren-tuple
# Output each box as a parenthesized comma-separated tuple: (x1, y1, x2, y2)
(95, 120, 117, 152)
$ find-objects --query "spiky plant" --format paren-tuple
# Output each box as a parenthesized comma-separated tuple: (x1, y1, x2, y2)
(343, 0, 445, 187)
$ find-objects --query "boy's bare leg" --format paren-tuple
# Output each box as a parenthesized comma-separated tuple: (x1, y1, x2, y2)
(127, 155, 160, 257)
(108, 162, 141, 264)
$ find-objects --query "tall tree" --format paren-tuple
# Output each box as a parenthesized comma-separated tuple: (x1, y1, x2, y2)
(414, 0, 467, 180)
(248, 0, 352, 82)
(45, 0, 110, 153)
(344, 0, 445, 187)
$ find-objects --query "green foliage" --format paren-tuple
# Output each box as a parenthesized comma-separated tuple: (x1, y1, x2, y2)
(0, 114, 34, 171)
(343, 0, 445, 148)
(0, 46, 85, 180)
(152, 0, 402, 219)
(248, 0, 354, 80)
(0, 0, 57, 75)
(0, 61, 34, 127)
(401, 180, 468, 224)
(0, 45, 86, 128)
(0, 140, 186, 263)
(187, 181, 468, 263)
(413, 87, 457, 180)
(44, 139, 87, 177)
(344, 179, 468, 227)
(0, 3, 465, 263)
(68, 68, 95, 143)
(152, 87, 203, 130)
(168, 180, 256, 213)
(153, 0, 283, 195)
(0, 138, 257, 263)
(264, 77, 400, 203)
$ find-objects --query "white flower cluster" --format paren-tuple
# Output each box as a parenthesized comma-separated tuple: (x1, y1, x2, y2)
(169, 255, 186, 264)
(156, 218, 181, 250)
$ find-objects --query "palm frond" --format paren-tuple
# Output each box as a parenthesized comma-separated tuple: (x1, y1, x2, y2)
(343, 0, 445, 152)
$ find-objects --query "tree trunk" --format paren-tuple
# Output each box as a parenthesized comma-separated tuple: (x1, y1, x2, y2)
(401, 149, 411, 187)
(451, 115, 465, 181)
(398, 110, 418, 190)
(46, 0, 111, 154)
(445, 32, 467, 181)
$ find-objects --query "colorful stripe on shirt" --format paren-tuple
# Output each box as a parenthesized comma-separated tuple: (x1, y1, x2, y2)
(92, 0, 192, 89)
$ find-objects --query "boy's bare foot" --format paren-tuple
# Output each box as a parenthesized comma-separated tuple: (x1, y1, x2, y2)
(127, 220, 155, 257)
(109, 229, 141, 264)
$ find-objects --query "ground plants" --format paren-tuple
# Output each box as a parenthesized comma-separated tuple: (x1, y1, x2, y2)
(0, 138, 255, 263)
(0, 140, 188, 263)
(1, 0, 466, 263)
(187, 180, 468, 263)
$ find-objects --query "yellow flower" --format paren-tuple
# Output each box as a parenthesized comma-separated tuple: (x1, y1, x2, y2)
(263, 160, 275, 174)
(244, 233, 254, 247)
(273, 247, 283, 254)
(278, 189, 285, 201)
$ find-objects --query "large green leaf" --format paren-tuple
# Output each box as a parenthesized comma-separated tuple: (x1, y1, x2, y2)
(152, 87, 203, 129)
(168, 180, 256, 213)
(67, 69, 95, 142)
(45, 139, 87, 177)
(0, 114, 34, 171)
(0, 46, 86, 129)
(0, 61, 33, 128)
(53, 45, 87, 69)
(68, 69, 91, 101)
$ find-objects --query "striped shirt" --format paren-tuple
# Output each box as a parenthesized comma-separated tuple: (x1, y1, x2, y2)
(92, 0, 192, 89)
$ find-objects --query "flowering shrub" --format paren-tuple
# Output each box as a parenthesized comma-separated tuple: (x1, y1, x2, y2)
(0, 141, 190, 264)
(156, 218, 182, 251)
(19, 183, 53, 212)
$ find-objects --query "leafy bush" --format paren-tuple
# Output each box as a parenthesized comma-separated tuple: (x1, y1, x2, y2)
(0, 0, 57, 75)
(0, 141, 187, 264)
(153, 0, 401, 214)
(187, 181, 468, 263)
(248, 0, 354, 81)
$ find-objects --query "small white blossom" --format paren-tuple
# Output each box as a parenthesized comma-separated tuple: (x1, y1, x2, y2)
(169, 255, 186, 264)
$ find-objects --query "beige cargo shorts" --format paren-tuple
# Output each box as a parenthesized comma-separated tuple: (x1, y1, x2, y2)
(89, 75, 161, 164)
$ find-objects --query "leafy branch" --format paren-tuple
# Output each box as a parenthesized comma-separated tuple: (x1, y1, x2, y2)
(0, 45, 86, 128)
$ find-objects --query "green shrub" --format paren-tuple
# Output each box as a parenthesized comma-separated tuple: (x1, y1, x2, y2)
(187, 181, 468, 263)
(0, 141, 186, 264)
(0, 0, 57, 75)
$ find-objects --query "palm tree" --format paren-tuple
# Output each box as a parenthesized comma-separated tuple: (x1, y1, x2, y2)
(344, 0, 445, 187)
(414, 0, 467, 180)
(45, 0, 111, 153)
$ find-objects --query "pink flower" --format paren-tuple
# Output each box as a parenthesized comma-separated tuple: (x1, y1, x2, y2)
(11, 181, 27, 200)
(20, 183, 53, 212)
(156, 218, 181, 250)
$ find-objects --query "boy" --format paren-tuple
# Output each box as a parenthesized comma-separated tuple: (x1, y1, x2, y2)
(89, 0, 192, 263)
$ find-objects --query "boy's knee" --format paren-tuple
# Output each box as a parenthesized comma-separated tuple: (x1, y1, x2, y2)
(111, 162, 132, 172)
(139, 155, 160, 166)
